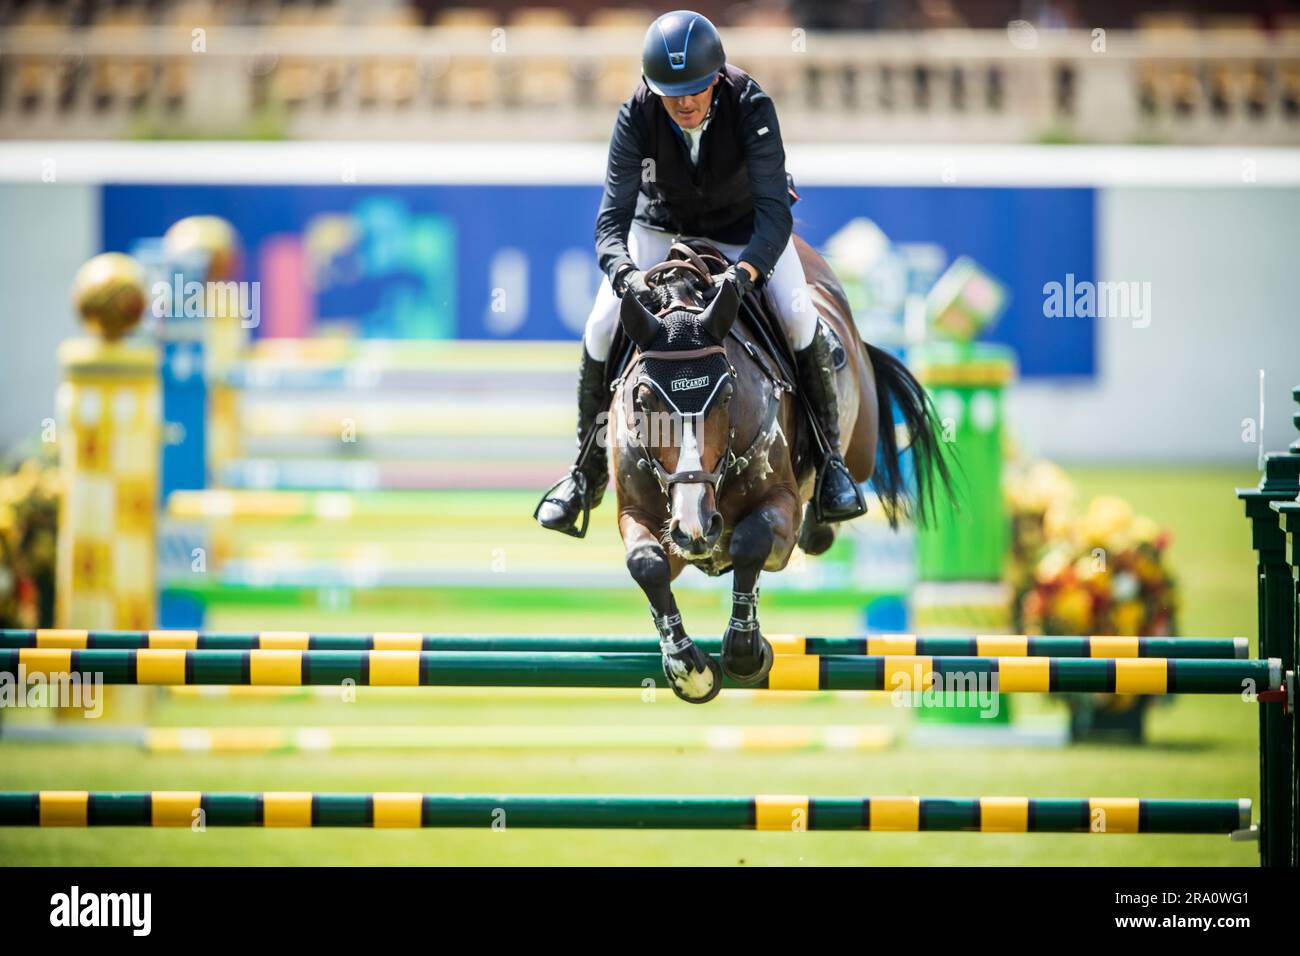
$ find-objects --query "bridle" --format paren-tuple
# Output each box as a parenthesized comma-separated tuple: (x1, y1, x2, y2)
(621, 341, 737, 493)
(616, 260, 784, 500)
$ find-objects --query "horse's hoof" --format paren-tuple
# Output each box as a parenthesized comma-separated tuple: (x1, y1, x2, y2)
(720, 628, 773, 687)
(662, 649, 723, 704)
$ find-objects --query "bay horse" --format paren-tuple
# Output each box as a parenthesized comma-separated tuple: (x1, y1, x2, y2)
(610, 236, 951, 703)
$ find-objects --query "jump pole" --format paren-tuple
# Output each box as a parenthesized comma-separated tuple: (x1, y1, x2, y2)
(0, 648, 1281, 694)
(0, 629, 1251, 659)
(0, 792, 1251, 833)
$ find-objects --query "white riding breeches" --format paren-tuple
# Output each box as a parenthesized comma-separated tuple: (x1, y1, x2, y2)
(582, 221, 819, 361)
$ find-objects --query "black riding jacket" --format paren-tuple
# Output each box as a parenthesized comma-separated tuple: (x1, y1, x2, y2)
(594, 64, 793, 289)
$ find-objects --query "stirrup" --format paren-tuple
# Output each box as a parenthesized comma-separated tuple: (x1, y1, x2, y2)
(812, 456, 868, 524)
(532, 468, 591, 539)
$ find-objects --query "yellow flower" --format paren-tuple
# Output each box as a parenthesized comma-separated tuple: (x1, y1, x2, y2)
(1049, 585, 1094, 632)
(1131, 516, 1160, 546)
(1035, 546, 1072, 583)
(1086, 569, 1113, 602)
(1043, 502, 1075, 540)
(1007, 461, 1076, 515)
(1079, 497, 1135, 550)
(1112, 601, 1145, 636)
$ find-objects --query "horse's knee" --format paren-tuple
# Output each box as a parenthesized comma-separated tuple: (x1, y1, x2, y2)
(626, 544, 671, 589)
(729, 516, 774, 569)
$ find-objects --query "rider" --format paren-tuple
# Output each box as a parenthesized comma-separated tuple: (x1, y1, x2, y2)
(535, 9, 868, 536)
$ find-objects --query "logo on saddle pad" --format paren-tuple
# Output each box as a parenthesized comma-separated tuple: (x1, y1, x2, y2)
(671, 375, 709, 392)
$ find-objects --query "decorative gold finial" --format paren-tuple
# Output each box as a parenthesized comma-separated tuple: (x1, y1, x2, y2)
(162, 215, 242, 282)
(71, 252, 147, 341)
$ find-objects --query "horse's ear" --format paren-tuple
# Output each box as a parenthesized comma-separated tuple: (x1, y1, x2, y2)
(698, 278, 740, 343)
(619, 293, 660, 350)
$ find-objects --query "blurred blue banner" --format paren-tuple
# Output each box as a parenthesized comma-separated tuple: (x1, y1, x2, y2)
(103, 183, 1095, 378)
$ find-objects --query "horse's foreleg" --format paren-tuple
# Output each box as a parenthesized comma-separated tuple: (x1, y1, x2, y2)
(721, 494, 799, 685)
(620, 512, 722, 704)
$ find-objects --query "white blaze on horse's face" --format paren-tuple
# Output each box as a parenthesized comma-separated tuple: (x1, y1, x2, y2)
(667, 416, 722, 556)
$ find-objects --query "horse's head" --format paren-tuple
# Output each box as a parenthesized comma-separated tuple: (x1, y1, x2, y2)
(618, 265, 742, 558)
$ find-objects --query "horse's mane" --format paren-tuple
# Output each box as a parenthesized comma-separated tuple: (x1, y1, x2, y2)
(645, 269, 704, 312)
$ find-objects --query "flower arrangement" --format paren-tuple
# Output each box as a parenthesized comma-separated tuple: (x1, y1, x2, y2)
(1004, 460, 1178, 741)
(1020, 499, 1175, 638)
(1006, 460, 1177, 638)
(0, 452, 61, 629)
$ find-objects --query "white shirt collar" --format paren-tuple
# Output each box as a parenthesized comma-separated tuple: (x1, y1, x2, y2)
(679, 113, 711, 165)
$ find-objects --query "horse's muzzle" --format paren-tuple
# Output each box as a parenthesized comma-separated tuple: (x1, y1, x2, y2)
(669, 510, 723, 555)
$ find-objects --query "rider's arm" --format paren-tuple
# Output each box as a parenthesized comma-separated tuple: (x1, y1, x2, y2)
(595, 99, 647, 289)
(736, 84, 793, 288)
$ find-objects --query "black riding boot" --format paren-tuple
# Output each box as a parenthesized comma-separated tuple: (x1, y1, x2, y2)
(534, 348, 609, 537)
(794, 324, 868, 523)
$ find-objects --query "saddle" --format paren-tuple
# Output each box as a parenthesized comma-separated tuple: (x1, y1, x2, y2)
(604, 237, 841, 483)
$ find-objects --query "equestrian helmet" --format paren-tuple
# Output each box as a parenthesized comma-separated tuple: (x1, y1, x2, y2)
(641, 10, 725, 97)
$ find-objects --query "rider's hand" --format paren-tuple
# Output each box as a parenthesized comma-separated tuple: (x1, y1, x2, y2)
(712, 264, 755, 300)
(615, 268, 651, 300)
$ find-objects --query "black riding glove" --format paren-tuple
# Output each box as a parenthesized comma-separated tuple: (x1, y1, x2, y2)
(710, 264, 755, 301)
(614, 267, 651, 300)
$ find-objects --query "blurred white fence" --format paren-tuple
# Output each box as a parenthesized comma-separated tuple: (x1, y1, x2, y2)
(2, 26, 1299, 143)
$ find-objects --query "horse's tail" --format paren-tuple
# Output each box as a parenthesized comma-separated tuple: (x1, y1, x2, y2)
(863, 343, 956, 528)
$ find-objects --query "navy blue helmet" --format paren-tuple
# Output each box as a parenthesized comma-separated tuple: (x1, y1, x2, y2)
(641, 10, 725, 97)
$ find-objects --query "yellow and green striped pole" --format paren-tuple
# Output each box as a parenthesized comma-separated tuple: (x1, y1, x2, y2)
(0, 629, 1251, 659)
(0, 647, 1281, 694)
(0, 792, 1251, 833)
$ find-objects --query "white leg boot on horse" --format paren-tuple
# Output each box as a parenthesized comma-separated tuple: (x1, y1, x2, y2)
(622, 514, 722, 703)
(718, 502, 795, 686)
